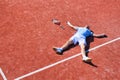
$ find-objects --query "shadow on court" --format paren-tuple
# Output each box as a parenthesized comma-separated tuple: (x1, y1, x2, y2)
(83, 61, 98, 67)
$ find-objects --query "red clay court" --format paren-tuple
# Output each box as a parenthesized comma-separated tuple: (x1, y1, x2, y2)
(0, 0, 120, 80)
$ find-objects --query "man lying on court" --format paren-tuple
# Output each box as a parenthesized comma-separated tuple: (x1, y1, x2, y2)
(53, 21, 107, 62)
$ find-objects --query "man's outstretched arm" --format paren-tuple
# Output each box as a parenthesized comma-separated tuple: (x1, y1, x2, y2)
(67, 21, 80, 30)
(93, 33, 107, 38)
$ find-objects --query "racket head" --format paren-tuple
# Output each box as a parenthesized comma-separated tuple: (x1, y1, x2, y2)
(52, 18, 61, 25)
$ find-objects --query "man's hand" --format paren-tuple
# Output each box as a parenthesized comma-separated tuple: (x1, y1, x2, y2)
(67, 21, 72, 26)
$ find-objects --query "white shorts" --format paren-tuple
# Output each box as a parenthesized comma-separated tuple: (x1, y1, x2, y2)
(70, 36, 87, 45)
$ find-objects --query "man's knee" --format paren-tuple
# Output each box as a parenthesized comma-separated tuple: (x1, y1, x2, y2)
(80, 43, 86, 49)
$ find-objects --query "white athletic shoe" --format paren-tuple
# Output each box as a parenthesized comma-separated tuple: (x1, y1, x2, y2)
(82, 57, 92, 62)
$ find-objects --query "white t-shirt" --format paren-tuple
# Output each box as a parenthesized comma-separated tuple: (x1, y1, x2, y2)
(74, 27, 93, 38)
(70, 27, 93, 45)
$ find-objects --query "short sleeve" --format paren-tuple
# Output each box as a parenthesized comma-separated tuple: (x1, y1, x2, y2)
(90, 31, 93, 36)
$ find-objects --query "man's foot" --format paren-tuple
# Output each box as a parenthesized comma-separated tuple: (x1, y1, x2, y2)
(53, 47, 63, 55)
(82, 57, 92, 62)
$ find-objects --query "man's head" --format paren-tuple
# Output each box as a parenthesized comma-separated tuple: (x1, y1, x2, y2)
(85, 25, 90, 29)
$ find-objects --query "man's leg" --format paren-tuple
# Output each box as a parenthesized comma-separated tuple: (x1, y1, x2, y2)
(61, 39, 74, 51)
(53, 39, 74, 55)
(80, 43, 92, 62)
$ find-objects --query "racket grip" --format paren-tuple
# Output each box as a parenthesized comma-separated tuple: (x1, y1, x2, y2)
(60, 25, 65, 30)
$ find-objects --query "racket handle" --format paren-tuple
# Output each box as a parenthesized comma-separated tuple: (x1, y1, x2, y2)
(60, 25, 65, 30)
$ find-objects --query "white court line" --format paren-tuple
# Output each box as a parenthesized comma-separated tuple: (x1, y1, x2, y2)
(14, 37, 120, 80)
(0, 68, 7, 80)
